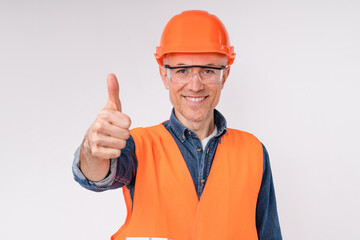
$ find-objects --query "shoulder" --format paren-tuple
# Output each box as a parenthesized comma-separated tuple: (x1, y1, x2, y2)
(130, 123, 166, 136)
(130, 123, 170, 145)
(225, 128, 262, 145)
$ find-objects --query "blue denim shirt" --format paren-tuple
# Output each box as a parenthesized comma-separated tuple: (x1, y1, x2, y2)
(73, 109, 282, 240)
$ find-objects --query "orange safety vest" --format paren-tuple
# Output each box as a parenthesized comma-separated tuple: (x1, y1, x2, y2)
(111, 124, 264, 240)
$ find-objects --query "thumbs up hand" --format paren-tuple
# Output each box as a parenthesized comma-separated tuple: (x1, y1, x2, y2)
(80, 74, 131, 181)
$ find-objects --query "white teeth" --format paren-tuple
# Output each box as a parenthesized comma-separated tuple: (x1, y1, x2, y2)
(185, 96, 205, 102)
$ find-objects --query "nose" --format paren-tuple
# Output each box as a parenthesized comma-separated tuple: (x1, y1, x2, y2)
(187, 73, 204, 92)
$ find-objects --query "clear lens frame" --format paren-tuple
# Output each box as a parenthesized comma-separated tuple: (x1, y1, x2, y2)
(165, 65, 226, 84)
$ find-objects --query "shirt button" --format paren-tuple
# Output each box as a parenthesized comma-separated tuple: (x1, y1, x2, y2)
(206, 148, 210, 154)
(196, 147, 202, 152)
(201, 179, 205, 185)
(182, 135, 185, 140)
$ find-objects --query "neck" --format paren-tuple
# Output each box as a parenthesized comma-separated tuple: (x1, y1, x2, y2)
(175, 110, 215, 140)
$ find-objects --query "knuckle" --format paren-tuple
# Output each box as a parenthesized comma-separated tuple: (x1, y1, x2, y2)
(124, 130, 130, 139)
(94, 121, 106, 132)
(93, 121, 101, 131)
(123, 116, 131, 129)
(92, 134, 100, 145)
(110, 149, 121, 159)
(115, 149, 121, 157)
(98, 110, 109, 118)
(98, 110, 115, 121)
(91, 146, 99, 157)
(119, 140, 126, 149)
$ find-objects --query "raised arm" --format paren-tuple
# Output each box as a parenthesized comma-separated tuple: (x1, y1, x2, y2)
(79, 74, 131, 182)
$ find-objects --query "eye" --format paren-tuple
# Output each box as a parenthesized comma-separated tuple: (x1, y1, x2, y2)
(175, 68, 188, 75)
(202, 69, 215, 75)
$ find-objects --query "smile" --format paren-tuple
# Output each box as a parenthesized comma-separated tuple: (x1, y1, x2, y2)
(184, 96, 206, 102)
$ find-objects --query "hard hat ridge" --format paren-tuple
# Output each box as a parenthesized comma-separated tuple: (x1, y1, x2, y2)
(155, 10, 236, 66)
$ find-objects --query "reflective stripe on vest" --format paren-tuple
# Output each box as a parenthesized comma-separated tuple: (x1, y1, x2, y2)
(112, 124, 263, 240)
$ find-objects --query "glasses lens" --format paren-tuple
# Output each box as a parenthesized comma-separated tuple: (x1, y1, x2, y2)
(199, 68, 222, 83)
(167, 67, 223, 84)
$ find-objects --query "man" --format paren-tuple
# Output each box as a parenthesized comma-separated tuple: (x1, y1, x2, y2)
(73, 10, 282, 240)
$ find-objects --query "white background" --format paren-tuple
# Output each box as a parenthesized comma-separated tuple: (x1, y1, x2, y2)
(1, 0, 359, 239)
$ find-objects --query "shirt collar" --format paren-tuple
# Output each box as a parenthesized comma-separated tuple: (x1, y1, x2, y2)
(168, 108, 227, 143)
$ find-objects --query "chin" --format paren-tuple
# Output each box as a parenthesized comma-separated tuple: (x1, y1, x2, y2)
(182, 109, 210, 122)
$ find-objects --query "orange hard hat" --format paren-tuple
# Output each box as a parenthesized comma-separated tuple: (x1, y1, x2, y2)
(155, 10, 236, 66)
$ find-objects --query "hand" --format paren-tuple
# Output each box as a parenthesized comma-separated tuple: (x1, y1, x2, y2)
(83, 73, 131, 161)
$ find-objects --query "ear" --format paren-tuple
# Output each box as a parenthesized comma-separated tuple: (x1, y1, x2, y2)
(220, 66, 231, 89)
(159, 66, 170, 89)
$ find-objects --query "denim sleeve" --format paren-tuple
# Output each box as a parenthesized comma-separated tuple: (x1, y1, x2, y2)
(72, 135, 137, 192)
(256, 144, 282, 240)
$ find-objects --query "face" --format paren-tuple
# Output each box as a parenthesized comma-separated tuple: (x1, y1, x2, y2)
(159, 52, 230, 125)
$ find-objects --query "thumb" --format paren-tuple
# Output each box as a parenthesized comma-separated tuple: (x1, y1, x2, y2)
(106, 73, 122, 111)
